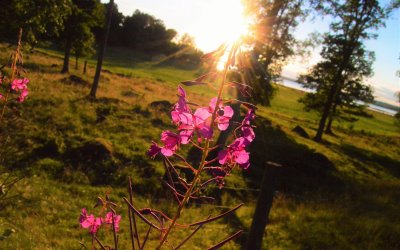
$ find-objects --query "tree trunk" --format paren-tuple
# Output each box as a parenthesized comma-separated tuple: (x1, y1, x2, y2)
(314, 44, 355, 142)
(89, 0, 114, 99)
(83, 60, 88, 74)
(325, 103, 337, 134)
(75, 55, 78, 70)
(314, 83, 336, 142)
(245, 162, 281, 250)
(61, 40, 72, 73)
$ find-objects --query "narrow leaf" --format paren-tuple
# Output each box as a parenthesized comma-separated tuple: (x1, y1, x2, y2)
(202, 44, 226, 59)
(123, 197, 162, 231)
(206, 230, 243, 250)
(194, 72, 218, 82)
(181, 81, 208, 86)
(189, 203, 243, 227)
(175, 216, 211, 250)
(140, 226, 152, 250)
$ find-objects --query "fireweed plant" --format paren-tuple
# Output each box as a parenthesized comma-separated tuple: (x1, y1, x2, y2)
(0, 29, 29, 124)
(0, 29, 28, 211)
(79, 44, 256, 249)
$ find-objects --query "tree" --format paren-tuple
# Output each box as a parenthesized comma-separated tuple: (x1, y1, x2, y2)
(299, 41, 375, 134)
(89, 0, 114, 99)
(395, 91, 400, 120)
(93, 2, 124, 46)
(158, 33, 203, 69)
(241, 0, 314, 105)
(120, 10, 177, 54)
(0, 0, 71, 47)
(72, 27, 95, 70)
(60, 0, 104, 73)
(302, 0, 390, 142)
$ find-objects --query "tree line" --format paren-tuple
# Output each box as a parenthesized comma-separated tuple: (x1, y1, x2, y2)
(0, 0, 398, 140)
(0, 0, 201, 73)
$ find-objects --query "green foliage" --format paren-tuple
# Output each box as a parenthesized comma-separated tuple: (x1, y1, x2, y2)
(299, 0, 389, 139)
(0, 44, 399, 249)
(31, 158, 64, 178)
(60, 0, 104, 72)
(241, 0, 313, 105)
(119, 10, 177, 54)
(299, 56, 375, 124)
(0, 0, 71, 46)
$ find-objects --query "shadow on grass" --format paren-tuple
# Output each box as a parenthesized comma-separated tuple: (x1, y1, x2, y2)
(23, 62, 60, 74)
(340, 144, 400, 178)
(246, 117, 343, 194)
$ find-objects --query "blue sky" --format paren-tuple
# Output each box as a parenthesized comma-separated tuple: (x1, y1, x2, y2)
(104, 0, 400, 104)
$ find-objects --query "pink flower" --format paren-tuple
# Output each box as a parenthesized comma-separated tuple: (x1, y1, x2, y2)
(147, 131, 181, 157)
(11, 78, 29, 91)
(242, 126, 255, 145)
(148, 142, 161, 158)
(178, 107, 213, 143)
(11, 78, 29, 102)
(0, 93, 3, 99)
(104, 212, 122, 232)
(193, 107, 213, 138)
(79, 208, 103, 234)
(242, 109, 255, 125)
(218, 137, 250, 169)
(171, 86, 192, 125)
(17, 89, 28, 102)
(160, 131, 181, 156)
(209, 98, 234, 131)
(241, 109, 255, 145)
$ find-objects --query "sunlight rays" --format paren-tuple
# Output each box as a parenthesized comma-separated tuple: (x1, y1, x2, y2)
(193, 0, 249, 52)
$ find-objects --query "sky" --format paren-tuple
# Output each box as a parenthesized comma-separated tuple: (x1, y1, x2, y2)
(103, 0, 400, 105)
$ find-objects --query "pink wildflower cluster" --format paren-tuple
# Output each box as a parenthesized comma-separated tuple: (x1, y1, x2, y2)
(148, 86, 255, 176)
(79, 208, 121, 235)
(10, 78, 29, 102)
(218, 109, 255, 170)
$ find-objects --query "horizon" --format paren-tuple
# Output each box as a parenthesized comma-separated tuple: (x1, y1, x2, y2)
(103, 0, 400, 105)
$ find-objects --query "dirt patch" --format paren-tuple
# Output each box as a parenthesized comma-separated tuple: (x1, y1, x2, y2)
(61, 74, 90, 87)
(148, 100, 172, 113)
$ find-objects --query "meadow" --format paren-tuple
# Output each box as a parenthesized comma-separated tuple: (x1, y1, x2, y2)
(0, 43, 399, 249)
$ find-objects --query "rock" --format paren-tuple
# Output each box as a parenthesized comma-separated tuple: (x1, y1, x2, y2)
(65, 138, 113, 165)
(61, 74, 89, 86)
(121, 90, 139, 98)
(292, 125, 309, 138)
(148, 100, 172, 113)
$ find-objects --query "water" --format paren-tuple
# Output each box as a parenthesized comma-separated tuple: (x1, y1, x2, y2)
(280, 78, 310, 92)
(367, 104, 397, 116)
(277, 78, 397, 116)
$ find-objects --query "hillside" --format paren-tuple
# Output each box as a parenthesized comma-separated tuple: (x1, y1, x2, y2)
(0, 43, 399, 249)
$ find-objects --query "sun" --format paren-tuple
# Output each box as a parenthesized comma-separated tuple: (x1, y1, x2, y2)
(192, 0, 249, 53)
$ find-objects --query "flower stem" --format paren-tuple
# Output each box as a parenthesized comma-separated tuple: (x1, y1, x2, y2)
(156, 45, 236, 249)
(0, 28, 22, 124)
(112, 212, 118, 250)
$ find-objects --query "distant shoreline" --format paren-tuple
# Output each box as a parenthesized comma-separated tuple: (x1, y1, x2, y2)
(278, 76, 398, 116)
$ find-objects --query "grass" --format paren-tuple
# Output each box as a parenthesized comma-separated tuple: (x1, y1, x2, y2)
(0, 42, 399, 249)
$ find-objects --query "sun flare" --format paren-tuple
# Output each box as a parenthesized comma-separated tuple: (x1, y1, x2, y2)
(192, 0, 249, 53)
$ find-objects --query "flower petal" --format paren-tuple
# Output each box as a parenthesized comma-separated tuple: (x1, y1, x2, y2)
(223, 106, 234, 118)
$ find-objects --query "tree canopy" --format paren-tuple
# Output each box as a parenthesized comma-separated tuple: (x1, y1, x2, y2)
(60, 0, 104, 73)
(299, 0, 390, 141)
(0, 0, 71, 46)
(241, 0, 314, 105)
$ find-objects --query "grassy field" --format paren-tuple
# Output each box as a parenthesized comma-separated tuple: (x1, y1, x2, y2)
(0, 43, 399, 249)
